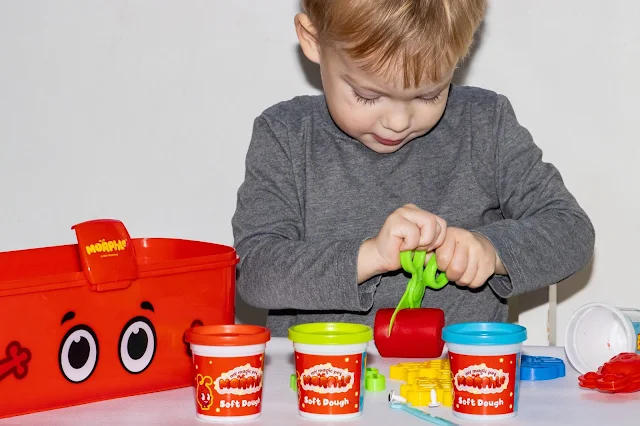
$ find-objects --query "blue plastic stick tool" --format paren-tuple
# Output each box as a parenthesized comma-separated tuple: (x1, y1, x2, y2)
(389, 391, 458, 426)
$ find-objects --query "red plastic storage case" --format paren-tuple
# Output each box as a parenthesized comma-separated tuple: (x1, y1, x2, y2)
(0, 219, 238, 419)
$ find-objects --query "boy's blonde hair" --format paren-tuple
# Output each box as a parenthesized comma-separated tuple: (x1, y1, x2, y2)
(302, 0, 487, 88)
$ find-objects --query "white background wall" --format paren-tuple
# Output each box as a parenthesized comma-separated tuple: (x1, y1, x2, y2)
(1, 1, 638, 346)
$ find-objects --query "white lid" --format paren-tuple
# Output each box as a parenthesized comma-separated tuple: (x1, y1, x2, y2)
(564, 302, 636, 374)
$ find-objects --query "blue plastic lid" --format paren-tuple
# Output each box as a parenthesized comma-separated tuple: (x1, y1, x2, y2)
(520, 355, 565, 381)
(441, 322, 527, 346)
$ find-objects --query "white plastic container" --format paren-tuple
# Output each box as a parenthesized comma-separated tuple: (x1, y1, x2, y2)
(184, 325, 271, 423)
(442, 322, 527, 421)
(565, 302, 640, 374)
(288, 322, 373, 421)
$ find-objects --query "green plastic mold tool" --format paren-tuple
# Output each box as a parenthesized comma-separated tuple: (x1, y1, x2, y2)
(387, 250, 449, 336)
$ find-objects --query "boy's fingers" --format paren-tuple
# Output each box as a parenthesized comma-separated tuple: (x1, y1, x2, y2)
(469, 249, 496, 289)
(398, 209, 443, 249)
(426, 217, 447, 251)
(416, 220, 439, 251)
(457, 248, 478, 286)
(402, 203, 418, 211)
(469, 270, 489, 289)
(435, 232, 456, 272)
(395, 217, 421, 251)
(469, 260, 492, 288)
(445, 242, 468, 282)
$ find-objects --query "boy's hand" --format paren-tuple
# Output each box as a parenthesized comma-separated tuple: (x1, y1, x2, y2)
(357, 204, 446, 283)
(435, 227, 506, 288)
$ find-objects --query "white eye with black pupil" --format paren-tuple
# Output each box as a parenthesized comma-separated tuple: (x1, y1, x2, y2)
(59, 325, 99, 383)
(119, 316, 156, 374)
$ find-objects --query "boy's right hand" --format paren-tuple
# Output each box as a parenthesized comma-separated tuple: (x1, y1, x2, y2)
(357, 204, 447, 283)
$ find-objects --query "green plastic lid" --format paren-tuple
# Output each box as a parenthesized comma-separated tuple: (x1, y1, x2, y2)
(288, 322, 373, 345)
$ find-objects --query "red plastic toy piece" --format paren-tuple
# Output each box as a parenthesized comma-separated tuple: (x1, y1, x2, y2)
(578, 352, 640, 393)
(373, 308, 445, 358)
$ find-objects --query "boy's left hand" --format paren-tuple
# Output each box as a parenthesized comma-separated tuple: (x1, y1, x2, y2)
(435, 227, 506, 288)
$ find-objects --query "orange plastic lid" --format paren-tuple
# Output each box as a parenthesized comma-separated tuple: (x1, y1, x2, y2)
(185, 324, 271, 347)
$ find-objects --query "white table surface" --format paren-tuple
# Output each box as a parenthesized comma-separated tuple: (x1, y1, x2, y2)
(1, 337, 638, 425)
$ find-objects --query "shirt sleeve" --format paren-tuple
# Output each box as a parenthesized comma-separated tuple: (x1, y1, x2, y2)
(231, 114, 380, 311)
(471, 95, 595, 298)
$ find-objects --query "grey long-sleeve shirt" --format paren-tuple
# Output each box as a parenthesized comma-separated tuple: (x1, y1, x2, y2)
(231, 85, 595, 337)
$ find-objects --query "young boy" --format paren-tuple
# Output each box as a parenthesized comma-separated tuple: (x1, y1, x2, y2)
(231, 0, 595, 337)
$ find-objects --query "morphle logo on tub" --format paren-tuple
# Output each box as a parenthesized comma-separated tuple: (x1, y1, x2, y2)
(450, 353, 518, 416)
(193, 354, 264, 418)
(300, 363, 354, 394)
(295, 352, 365, 416)
(214, 364, 263, 395)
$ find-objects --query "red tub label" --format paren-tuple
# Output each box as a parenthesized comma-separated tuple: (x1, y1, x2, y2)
(192, 354, 264, 418)
(450, 353, 518, 416)
(295, 352, 365, 416)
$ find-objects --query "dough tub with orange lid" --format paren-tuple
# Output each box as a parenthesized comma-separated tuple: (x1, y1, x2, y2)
(0, 219, 238, 419)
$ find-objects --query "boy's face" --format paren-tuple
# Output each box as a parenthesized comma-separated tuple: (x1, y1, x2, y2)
(319, 47, 453, 154)
(295, 13, 454, 154)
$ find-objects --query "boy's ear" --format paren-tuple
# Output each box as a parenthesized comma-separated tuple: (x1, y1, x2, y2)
(295, 13, 320, 64)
